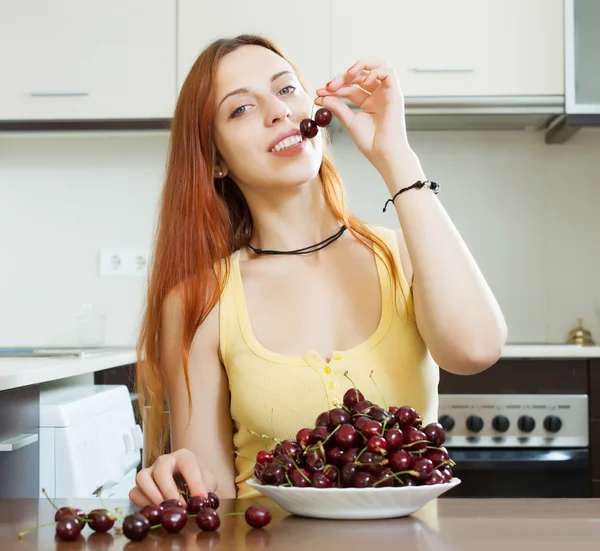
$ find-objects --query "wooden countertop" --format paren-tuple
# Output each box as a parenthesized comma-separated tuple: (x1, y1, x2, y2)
(3, 497, 600, 550)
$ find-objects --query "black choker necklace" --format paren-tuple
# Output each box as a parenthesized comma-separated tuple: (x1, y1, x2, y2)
(248, 226, 347, 255)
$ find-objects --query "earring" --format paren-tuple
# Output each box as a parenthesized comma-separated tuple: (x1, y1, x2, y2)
(215, 170, 223, 178)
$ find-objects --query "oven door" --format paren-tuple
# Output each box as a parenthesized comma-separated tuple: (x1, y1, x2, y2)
(441, 448, 590, 498)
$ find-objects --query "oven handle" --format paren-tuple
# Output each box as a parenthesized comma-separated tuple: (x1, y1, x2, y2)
(448, 448, 589, 470)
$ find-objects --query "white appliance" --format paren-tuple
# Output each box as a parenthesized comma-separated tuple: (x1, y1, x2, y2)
(39, 384, 143, 498)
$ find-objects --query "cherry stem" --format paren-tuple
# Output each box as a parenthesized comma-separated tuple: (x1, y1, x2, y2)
(288, 457, 311, 484)
(247, 429, 272, 450)
(402, 440, 429, 449)
(18, 520, 58, 539)
(96, 487, 119, 522)
(369, 370, 388, 410)
(41, 488, 60, 512)
(234, 451, 258, 465)
(222, 512, 244, 517)
(355, 446, 368, 462)
(114, 507, 126, 522)
(321, 424, 341, 447)
(343, 371, 360, 404)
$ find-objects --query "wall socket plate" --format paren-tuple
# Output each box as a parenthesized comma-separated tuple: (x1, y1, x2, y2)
(98, 248, 150, 277)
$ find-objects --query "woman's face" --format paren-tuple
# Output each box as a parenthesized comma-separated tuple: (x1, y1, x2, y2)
(212, 45, 323, 191)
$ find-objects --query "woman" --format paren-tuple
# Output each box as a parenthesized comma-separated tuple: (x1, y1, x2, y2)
(129, 34, 507, 506)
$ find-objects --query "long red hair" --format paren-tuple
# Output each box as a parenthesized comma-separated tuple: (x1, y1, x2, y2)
(136, 34, 406, 466)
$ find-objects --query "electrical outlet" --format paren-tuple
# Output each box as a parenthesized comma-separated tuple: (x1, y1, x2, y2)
(99, 248, 149, 277)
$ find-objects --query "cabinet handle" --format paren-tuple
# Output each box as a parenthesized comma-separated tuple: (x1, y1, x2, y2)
(0, 433, 38, 452)
(411, 67, 475, 73)
(29, 90, 90, 97)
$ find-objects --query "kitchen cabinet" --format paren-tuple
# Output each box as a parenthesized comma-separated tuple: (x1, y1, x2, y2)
(330, 0, 564, 98)
(0, 385, 40, 498)
(564, 0, 600, 113)
(177, 0, 330, 98)
(0, 0, 176, 121)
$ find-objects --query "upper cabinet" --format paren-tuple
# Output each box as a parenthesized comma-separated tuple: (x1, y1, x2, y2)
(0, 0, 176, 121)
(331, 0, 564, 98)
(564, 0, 600, 113)
(177, 0, 330, 99)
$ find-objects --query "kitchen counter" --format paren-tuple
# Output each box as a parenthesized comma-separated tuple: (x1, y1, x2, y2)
(3, 497, 600, 550)
(501, 344, 600, 358)
(1, 344, 600, 393)
(0, 348, 136, 391)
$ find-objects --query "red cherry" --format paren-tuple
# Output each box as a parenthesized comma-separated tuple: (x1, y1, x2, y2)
(343, 387, 365, 408)
(335, 424, 359, 448)
(389, 449, 414, 472)
(290, 468, 311, 487)
(424, 469, 446, 485)
(56, 517, 81, 541)
(314, 108, 333, 127)
(412, 457, 435, 480)
(186, 495, 211, 514)
(140, 504, 162, 525)
(296, 428, 313, 447)
(366, 436, 388, 454)
(423, 422, 446, 446)
(361, 420, 383, 438)
(196, 508, 220, 531)
(300, 118, 318, 138)
(87, 509, 115, 533)
(384, 428, 404, 452)
(245, 505, 272, 528)
(256, 449, 274, 465)
(395, 406, 419, 429)
(161, 506, 188, 533)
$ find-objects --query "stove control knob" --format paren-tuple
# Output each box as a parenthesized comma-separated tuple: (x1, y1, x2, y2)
(543, 415, 562, 433)
(518, 415, 536, 433)
(438, 415, 455, 432)
(466, 415, 484, 433)
(492, 415, 510, 433)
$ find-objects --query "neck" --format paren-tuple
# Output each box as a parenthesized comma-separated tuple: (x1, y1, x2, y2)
(239, 175, 342, 253)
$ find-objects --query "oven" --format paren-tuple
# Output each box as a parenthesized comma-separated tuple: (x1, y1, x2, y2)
(438, 394, 590, 498)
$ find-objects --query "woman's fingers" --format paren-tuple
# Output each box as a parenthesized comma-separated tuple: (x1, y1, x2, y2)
(175, 449, 209, 497)
(134, 467, 166, 505)
(151, 455, 183, 502)
(128, 485, 153, 508)
(317, 84, 370, 107)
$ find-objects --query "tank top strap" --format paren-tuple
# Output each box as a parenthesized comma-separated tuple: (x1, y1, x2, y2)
(367, 224, 415, 318)
(217, 250, 240, 366)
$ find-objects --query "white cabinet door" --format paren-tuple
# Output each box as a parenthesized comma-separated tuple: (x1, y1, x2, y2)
(331, 0, 564, 97)
(0, 0, 176, 120)
(177, 1, 330, 98)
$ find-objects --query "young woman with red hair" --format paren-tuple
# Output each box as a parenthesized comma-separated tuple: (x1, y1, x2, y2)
(129, 34, 506, 505)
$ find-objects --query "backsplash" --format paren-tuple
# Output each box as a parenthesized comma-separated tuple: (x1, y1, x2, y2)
(1, 127, 599, 346)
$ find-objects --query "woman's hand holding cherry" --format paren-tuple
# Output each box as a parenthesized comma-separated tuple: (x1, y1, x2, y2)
(312, 59, 415, 180)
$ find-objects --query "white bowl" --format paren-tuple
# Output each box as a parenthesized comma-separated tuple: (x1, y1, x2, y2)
(246, 477, 461, 520)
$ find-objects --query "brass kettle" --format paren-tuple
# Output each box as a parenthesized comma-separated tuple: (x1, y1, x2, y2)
(566, 318, 595, 345)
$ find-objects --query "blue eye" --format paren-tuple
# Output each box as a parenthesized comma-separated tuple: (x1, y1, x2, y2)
(232, 105, 249, 118)
(278, 85, 296, 95)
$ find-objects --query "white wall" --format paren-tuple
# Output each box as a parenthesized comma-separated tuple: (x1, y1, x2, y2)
(1, 127, 599, 346)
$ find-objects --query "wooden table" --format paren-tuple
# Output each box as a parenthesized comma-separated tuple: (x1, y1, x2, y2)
(2, 497, 600, 550)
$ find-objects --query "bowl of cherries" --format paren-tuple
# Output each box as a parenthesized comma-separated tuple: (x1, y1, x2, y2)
(247, 385, 460, 520)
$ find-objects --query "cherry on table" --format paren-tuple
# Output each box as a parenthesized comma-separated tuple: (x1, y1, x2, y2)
(245, 505, 272, 528)
(122, 513, 151, 542)
(55, 507, 86, 531)
(196, 508, 220, 531)
(160, 498, 185, 510)
(86, 509, 115, 533)
(56, 517, 81, 541)
(161, 506, 188, 533)
(186, 495, 212, 515)
(139, 504, 162, 525)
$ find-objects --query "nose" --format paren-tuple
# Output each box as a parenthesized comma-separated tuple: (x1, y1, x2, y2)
(265, 95, 291, 125)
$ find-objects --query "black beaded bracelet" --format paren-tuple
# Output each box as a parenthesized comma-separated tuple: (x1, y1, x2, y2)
(382, 180, 440, 212)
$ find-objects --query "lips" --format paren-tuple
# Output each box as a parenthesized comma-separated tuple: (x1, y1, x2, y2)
(267, 129, 303, 152)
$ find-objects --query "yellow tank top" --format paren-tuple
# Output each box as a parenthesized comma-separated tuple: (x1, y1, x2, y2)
(218, 224, 439, 498)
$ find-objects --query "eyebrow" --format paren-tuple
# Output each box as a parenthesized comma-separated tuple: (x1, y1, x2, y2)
(218, 70, 293, 109)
